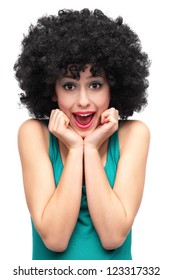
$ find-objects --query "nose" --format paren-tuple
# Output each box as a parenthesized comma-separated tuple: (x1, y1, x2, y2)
(77, 88, 90, 107)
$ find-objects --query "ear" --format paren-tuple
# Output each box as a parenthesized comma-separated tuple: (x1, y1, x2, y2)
(51, 94, 57, 102)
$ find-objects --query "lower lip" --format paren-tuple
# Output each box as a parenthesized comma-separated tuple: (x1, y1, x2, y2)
(73, 115, 95, 129)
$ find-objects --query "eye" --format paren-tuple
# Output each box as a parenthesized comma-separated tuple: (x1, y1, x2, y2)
(90, 81, 103, 89)
(62, 82, 75, 90)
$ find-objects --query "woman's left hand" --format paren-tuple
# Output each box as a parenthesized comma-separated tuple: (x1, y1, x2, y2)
(84, 107, 119, 150)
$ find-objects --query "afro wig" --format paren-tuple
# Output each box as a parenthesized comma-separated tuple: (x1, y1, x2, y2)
(14, 8, 150, 119)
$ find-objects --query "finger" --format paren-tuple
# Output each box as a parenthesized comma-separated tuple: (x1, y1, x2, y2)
(63, 116, 70, 128)
(101, 109, 118, 124)
(107, 108, 119, 118)
(49, 109, 60, 130)
(101, 111, 110, 124)
(102, 116, 117, 126)
(104, 115, 117, 124)
(49, 109, 67, 131)
(48, 109, 56, 130)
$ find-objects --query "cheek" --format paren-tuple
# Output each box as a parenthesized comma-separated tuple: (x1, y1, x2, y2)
(99, 93, 110, 110)
(58, 102, 67, 112)
(56, 94, 65, 108)
(57, 96, 71, 114)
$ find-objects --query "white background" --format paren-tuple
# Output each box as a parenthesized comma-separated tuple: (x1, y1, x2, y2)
(1, 0, 172, 278)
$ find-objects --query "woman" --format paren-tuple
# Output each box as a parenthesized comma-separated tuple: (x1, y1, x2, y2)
(14, 8, 150, 260)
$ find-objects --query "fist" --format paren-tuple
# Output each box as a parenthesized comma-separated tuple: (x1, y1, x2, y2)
(84, 108, 119, 149)
(48, 109, 83, 150)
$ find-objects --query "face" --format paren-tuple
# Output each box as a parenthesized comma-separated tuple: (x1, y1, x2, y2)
(54, 65, 110, 138)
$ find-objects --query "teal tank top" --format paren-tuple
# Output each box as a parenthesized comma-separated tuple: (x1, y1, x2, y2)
(31, 130, 132, 260)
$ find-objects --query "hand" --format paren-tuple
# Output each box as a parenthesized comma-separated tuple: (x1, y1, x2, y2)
(84, 108, 119, 150)
(48, 109, 83, 150)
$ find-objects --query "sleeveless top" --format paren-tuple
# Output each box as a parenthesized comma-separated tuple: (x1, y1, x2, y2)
(31, 129, 132, 260)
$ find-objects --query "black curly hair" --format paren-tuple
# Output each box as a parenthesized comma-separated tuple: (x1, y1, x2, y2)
(14, 8, 150, 119)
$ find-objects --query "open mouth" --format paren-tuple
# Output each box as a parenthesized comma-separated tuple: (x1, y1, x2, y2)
(73, 112, 95, 129)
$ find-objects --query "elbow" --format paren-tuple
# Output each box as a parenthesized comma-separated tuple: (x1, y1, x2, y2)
(101, 234, 126, 251)
(35, 220, 70, 252)
(42, 236, 69, 252)
(100, 220, 133, 250)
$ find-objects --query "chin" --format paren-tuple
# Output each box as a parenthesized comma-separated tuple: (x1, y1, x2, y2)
(75, 128, 94, 139)
(78, 131, 91, 139)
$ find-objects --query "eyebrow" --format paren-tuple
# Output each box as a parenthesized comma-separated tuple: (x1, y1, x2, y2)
(61, 75, 105, 80)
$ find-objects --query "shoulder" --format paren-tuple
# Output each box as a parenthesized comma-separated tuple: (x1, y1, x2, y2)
(18, 118, 48, 136)
(18, 118, 49, 151)
(119, 119, 150, 136)
(118, 120, 150, 152)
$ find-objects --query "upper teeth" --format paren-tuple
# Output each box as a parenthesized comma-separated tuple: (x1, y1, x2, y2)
(77, 114, 92, 117)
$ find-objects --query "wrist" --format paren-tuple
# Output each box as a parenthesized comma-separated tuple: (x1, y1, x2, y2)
(66, 146, 84, 164)
(84, 145, 99, 154)
(68, 145, 84, 155)
(84, 146, 100, 167)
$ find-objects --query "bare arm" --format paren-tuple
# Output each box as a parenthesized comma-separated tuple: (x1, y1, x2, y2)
(84, 119, 150, 250)
(18, 117, 83, 252)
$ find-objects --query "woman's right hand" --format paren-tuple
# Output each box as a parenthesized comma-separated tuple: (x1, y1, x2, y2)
(48, 109, 83, 150)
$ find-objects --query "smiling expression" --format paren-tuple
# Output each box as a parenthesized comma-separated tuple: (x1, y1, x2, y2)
(54, 65, 110, 138)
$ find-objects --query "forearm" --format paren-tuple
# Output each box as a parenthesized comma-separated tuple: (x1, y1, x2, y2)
(39, 148, 83, 251)
(84, 147, 129, 249)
